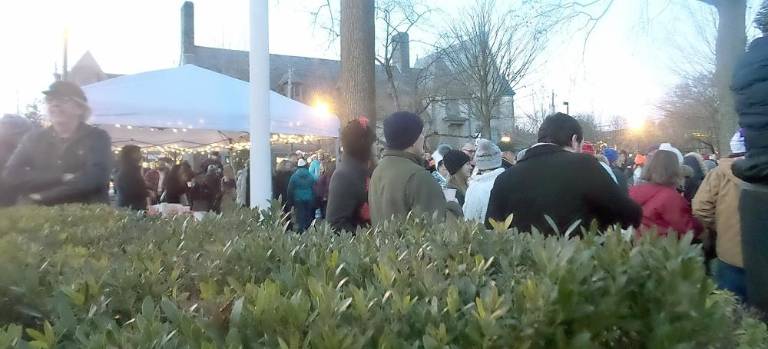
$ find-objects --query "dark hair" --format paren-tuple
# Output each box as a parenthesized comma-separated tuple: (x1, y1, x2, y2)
(342, 118, 376, 162)
(164, 164, 186, 192)
(641, 150, 681, 187)
(119, 145, 142, 168)
(537, 113, 583, 147)
(210, 151, 220, 157)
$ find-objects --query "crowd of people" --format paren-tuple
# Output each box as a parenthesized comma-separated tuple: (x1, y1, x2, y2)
(0, 22, 767, 314)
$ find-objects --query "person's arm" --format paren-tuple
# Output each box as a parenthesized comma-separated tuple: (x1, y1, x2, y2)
(583, 158, 642, 229)
(286, 174, 296, 206)
(692, 170, 720, 230)
(34, 130, 113, 204)
(484, 177, 507, 229)
(2, 133, 62, 192)
(663, 193, 704, 237)
(407, 171, 448, 221)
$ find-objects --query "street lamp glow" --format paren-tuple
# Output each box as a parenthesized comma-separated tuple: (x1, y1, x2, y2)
(313, 99, 331, 116)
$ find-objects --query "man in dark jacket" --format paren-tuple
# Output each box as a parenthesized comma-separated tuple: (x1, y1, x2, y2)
(730, 7, 768, 316)
(485, 113, 641, 235)
(327, 118, 376, 232)
(2, 81, 112, 205)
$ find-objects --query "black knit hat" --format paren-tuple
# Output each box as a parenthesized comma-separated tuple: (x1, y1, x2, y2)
(383, 111, 424, 150)
(443, 149, 470, 175)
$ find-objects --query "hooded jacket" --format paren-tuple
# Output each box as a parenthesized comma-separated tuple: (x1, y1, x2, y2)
(731, 36, 768, 184)
(692, 157, 744, 267)
(629, 183, 703, 237)
(287, 167, 316, 203)
(463, 168, 505, 223)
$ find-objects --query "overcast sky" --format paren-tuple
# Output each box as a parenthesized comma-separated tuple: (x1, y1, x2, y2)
(0, 0, 760, 126)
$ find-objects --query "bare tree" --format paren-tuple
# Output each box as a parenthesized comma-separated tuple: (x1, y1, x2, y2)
(551, 0, 747, 155)
(339, 0, 377, 125)
(440, 0, 552, 139)
(657, 72, 721, 153)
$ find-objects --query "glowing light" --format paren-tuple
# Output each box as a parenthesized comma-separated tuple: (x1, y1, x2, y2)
(126, 125, 133, 129)
(500, 136, 512, 143)
(629, 117, 646, 134)
(312, 98, 332, 116)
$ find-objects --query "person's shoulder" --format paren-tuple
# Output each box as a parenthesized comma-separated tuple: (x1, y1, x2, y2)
(83, 124, 111, 141)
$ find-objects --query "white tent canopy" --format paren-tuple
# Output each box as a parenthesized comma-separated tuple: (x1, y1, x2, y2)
(83, 64, 339, 147)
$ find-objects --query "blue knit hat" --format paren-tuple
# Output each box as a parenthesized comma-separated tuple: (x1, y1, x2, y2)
(603, 148, 619, 164)
(383, 111, 424, 150)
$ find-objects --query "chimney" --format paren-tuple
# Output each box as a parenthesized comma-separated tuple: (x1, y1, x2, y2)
(392, 32, 410, 72)
(181, 1, 195, 64)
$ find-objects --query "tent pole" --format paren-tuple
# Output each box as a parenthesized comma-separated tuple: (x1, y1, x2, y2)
(249, 0, 272, 209)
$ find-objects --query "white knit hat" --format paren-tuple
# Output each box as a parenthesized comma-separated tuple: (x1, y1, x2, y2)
(474, 139, 502, 170)
(730, 129, 746, 155)
(659, 143, 684, 164)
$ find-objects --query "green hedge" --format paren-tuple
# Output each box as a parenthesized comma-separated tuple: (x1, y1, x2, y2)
(0, 205, 765, 348)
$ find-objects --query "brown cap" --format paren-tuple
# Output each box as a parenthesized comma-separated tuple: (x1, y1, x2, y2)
(43, 81, 88, 104)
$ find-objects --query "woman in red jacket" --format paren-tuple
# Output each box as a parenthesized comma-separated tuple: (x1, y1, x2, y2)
(629, 149, 703, 238)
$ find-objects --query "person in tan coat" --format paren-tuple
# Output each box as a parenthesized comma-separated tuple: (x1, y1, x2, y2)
(693, 130, 747, 301)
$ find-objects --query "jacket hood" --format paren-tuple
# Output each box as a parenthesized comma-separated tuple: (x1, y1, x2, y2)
(684, 153, 707, 178)
(630, 184, 672, 206)
(718, 157, 743, 183)
(469, 168, 505, 185)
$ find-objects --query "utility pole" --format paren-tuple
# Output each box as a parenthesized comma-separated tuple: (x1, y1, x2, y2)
(563, 101, 570, 115)
(550, 90, 555, 115)
(248, 0, 271, 209)
(62, 27, 69, 81)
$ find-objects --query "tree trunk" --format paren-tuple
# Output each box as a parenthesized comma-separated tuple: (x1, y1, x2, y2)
(340, 0, 377, 126)
(712, 0, 746, 154)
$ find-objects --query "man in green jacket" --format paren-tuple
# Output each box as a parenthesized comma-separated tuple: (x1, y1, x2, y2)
(370, 111, 453, 225)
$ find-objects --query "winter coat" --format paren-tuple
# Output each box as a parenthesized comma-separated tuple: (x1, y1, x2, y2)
(314, 172, 333, 201)
(610, 165, 629, 193)
(309, 159, 322, 180)
(162, 179, 189, 205)
(369, 150, 451, 224)
(731, 36, 768, 184)
(683, 153, 707, 202)
(463, 168, 505, 223)
(486, 144, 641, 235)
(287, 167, 316, 204)
(693, 157, 744, 267)
(2, 124, 112, 205)
(629, 183, 703, 237)
(272, 169, 293, 205)
(116, 164, 149, 210)
(326, 155, 370, 232)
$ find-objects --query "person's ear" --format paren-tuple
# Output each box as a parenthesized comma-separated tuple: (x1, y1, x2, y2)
(571, 135, 582, 152)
